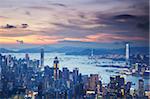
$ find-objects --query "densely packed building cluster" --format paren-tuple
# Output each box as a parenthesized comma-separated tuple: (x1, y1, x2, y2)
(0, 53, 149, 99)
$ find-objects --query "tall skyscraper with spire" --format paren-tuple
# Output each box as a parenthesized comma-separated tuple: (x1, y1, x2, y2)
(53, 57, 59, 80)
(126, 43, 129, 60)
(125, 43, 130, 66)
(40, 48, 44, 68)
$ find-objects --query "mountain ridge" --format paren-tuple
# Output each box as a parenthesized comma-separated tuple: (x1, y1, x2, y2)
(0, 46, 149, 55)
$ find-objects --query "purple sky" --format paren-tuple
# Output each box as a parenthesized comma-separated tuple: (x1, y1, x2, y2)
(0, 0, 149, 49)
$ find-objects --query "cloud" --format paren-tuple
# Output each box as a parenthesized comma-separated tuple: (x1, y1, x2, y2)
(128, 0, 149, 15)
(50, 3, 67, 7)
(0, 0, 149, 48)
(0, 29, 34, 37)
(1, 24, 16, 29)
(112, 14, 149, 28)
(51, 9, 149, 41)
(27, 6, 53, 11)
(21, 24, 28, 28)
(113, 14, 137, 20)
(62, 32, 147, 44)
(0, 24, 29, 29)
(25, 11, 31, 16)
(92, 11, 149, 38)
(112, 14, 149, 37)
(16, 40, 24, 44)
(0, 16, 9, 19)
(50, 9, 149, 44)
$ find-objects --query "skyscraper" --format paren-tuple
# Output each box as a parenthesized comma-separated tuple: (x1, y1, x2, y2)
(25, 53, 30, 67)
(125, 43, 130, 66)
(138, 79, 144, 97)
(73, 68, 79, 84)
(88, 74, 99, 91)
(0, 54, 2, 92)
(6, 55, 11, 66)
(126, 43, 129, 60)
(40, 48, 44, 68)
(53, 57, 59, 80)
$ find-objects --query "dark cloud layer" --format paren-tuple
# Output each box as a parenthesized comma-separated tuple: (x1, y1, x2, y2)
(50, 3, 67, 7)
(0, 24, 29, 29)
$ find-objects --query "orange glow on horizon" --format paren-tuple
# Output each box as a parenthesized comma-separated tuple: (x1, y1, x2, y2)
(0, 35, 62, 45)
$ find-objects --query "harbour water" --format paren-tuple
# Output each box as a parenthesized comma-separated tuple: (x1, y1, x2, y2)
(2, 53, 149, 90)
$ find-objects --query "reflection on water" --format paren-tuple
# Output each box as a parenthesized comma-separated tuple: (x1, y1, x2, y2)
(2, 53, 149, 90)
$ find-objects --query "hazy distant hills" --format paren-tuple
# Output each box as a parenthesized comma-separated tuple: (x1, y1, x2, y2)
(0, 48, 16, 53)
(65, 47, 149, 55)
(0, 46, 149, 55)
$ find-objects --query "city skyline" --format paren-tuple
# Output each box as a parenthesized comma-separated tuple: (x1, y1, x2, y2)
(0, 52, 149, 98)
(0, 0, 149, 49)
(0, 0, 149, 98)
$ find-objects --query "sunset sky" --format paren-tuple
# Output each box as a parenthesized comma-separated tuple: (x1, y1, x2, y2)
(0, 0, 149, 49)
